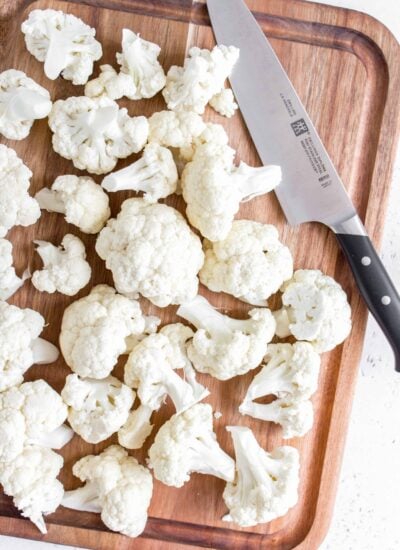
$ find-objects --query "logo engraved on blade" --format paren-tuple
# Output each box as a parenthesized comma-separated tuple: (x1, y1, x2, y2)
(280, 93, 297, 117)
(299, 136, 332, 188)
(291, 118, 309, 136)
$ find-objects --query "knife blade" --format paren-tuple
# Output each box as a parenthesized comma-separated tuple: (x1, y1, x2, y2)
(207, 0, 400, 370)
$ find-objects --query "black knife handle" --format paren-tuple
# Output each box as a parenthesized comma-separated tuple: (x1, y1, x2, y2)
(335, 229, 400, 371)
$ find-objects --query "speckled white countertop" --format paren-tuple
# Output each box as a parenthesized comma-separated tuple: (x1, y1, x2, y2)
(1, 1, 399, 549)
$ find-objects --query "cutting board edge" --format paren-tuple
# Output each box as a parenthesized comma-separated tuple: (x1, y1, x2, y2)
(286, 4, 400, 550)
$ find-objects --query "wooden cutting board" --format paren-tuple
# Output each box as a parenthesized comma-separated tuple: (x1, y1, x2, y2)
(0, 0, 399, 548)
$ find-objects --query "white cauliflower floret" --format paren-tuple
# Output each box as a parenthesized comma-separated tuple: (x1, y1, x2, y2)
(239, 343, 320, 438)
(148, 110, 205, 148)
(0, 69, 52, 140)
(61, 374, 134, 444)
(223, 426, 299, 527)
(200, 220, 293, 306)
(0, 301, 59, 392)
(148, 403, 234, 488)
(120, 323, 209, 449)
(241, 343, 321, 401)
(48, 96, 148, 175)
(62, 445, 153, 538)
(244, 398, 314, 440)
(0, 379, 73, 463)
(0, 238, 29, 300)
(209, 88, 238, 118)
(162, 45, 239, 115)
(59, 284, 159, 379)
(177, 295, 275, 380)
(179, 122, 229, 162)
(32, 234, 91, 296)
(182, 150, 282, 241)
(116, 29, 165, 99)
(0, 144, 40, 237)
(96, 198, 204, 307)
(35, 175, 110, 234)
(275, 269, 352, 352)
(84, 65, 134, 101)
(102, 143, 178, 202)
(0, 445, 64, 534)
(21, 9, 102, 84)
(85, 29, 165, 100)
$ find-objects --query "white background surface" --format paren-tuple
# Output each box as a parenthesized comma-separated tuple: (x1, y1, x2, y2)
(1, 1, 399, 549)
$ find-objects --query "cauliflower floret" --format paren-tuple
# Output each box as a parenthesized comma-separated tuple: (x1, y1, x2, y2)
(179, 122, 229, 162)
(275, 269, 352, 352)
(48, 96, 148, 175)
(243, 398, 314, 439)
(0, 445, 64, 534)
(84, 65, 134, 101)
(177, 295, 276, 380)
(35, 175, 110, 234)
(209, 88, 238, 118)
(116, 29, 166, 99)
(62, 445, 153, 538)
(0, 379, 73, 462)
(102, 143, 178, 203)
(0, 69, 52, 140)
(0, 238, 29, 300)
(61, 374, 134, 444)
(182, 150, 281, 241)
(0, 144, 40, 237)
(59, 284, 159, 379)
(200, 220, 293, 306)
(223, 426, 299, 527)
(32, 234, 91, 296)
(96, 198, 204, 307)
(241, 343, 321, 401)
(21, 9, 102, 84)
(162, 45, 239, 115)
(0, 301, 59, 392)
(239, 343, 320, 438)
(85, 29, 165, 100)
(148, 110, 205, 148)
(120, 324, 209, 449)
(148, 403, 235, 488)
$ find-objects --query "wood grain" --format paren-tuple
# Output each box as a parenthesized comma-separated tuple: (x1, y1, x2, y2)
(0, 0, 399, 549)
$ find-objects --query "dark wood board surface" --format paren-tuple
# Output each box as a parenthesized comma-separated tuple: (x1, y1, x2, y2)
(0, 0, 399, 548)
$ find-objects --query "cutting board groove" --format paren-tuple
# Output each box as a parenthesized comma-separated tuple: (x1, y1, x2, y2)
(0, 0, 399, 549)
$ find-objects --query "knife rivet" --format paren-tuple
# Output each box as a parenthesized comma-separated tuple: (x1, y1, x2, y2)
(361, 256, 371, 266)
(381, 296, 391, 306)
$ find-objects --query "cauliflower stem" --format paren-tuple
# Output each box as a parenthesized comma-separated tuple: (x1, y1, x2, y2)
(178, 294, 262, 339)
(239, 398, 313, 439)
(118, 404, 154, 450)
(233, 163, 281, 202)
(184, 432, 235, 481)
(62, 483, 102, 513)
(35, 188, 66, 214)
(3, 88, 51, 122)
(102, 143, 178, 202)
(31, 337, 59, 364)
(0, 269, 29, 301)
(29, 423, 74, 449)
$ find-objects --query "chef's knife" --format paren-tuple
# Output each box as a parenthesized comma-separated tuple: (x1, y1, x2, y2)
(207, 0, 400, 371)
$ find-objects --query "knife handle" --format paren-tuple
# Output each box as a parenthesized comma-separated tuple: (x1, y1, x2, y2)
(335, 228, 400, 371)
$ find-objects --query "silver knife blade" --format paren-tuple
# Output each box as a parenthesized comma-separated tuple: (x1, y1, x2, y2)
(206, 0, 356, 227)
